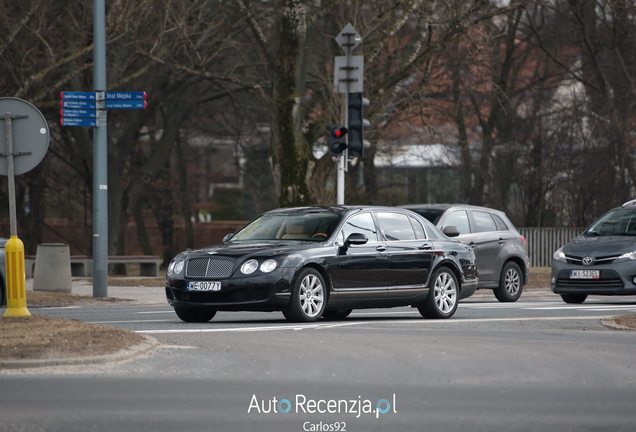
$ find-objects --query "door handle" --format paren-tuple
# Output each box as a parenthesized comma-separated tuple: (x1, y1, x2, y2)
(376, 246, 387, 252)
(498, 238, 505, 245)
(419, 243, 433, 250)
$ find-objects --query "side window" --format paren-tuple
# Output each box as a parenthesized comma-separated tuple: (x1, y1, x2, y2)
(340, 213, 379, 242)
(492, 214, 509, 231)
(473, 210, 498, 233)
(443, 210, 471, 235)
(409, 216, 427, 239)
(376, 212, 416, 241)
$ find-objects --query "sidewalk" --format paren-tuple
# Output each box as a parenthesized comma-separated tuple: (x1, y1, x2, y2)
(26, 278, 167, 305)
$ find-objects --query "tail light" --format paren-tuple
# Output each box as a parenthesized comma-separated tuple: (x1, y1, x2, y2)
(520, 235, 527, 246)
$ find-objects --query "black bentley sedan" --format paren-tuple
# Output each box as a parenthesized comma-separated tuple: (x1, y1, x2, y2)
(165, 206, 478, 323)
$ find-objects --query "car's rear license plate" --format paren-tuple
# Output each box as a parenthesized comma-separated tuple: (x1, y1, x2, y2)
(570, 270, 600, 279)
(187, 281, 221, 291)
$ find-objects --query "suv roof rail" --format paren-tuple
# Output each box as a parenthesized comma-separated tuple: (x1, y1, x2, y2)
(622, 199, 636, 207)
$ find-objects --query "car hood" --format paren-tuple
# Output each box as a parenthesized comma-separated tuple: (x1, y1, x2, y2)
(183, 241, 318, 259)
(563, 235, 636, 255)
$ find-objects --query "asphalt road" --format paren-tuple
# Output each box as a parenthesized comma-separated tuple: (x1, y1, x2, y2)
(1, 294, 636, 432)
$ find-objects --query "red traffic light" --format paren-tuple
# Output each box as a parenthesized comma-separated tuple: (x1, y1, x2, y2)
(331, 126, 348, 138)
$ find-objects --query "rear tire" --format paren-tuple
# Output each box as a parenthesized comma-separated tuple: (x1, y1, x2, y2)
(560, 293, 587, 304)
(174, 307, 217, 323)
(494, 262, 523, 302)
(418, 267, 458, 319)
(322, 309, 352, 320)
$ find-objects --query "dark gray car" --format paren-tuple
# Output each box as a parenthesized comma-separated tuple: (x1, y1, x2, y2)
(552, 200, 636, 303)
(401, 204, 530, 302)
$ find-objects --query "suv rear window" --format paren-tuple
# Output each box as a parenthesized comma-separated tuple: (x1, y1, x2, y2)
(492, 214, 509, 231)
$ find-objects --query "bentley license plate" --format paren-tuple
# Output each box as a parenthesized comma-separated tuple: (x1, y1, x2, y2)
(570, 270, 599, 279)
(187, 281, 221, 291)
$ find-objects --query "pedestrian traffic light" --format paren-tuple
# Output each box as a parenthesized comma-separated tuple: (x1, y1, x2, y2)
(330, 125, 348, 156)
(347, 92, 370, 158)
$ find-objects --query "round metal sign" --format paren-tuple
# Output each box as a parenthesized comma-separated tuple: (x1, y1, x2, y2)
(0, 97, 50, 175)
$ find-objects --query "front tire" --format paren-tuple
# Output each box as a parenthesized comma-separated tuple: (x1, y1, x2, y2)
(418, 267, 459, 319)
(560, 293, 587, 304)
(494, 262, 523, 302)
(283, 268, 327, 322)
(174, 307, 217, 323)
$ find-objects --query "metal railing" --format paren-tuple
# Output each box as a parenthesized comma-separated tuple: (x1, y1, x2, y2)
(519, 227, 584, 268)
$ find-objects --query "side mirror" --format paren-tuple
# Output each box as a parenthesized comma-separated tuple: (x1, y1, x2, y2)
(222, 233, 234, 243)
(443, 226, 460, 237)
(344, 233, 368, 246)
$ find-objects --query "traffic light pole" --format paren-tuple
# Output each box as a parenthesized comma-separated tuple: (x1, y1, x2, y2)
(337, 95, 348, 205)
(334, 24, 363, 205)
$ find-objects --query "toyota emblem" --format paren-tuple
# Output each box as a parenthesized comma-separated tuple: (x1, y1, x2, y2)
(582, 256, 594, 266)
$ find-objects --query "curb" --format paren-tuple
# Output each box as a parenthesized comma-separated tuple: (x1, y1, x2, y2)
(601, 318, 635, 331)
(0, 335, 159, 370)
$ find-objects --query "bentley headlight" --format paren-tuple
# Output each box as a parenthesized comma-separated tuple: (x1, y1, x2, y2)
(260, 259, 278, 273)
(241, 259, 259, 275)
(553, 248, 566, 263)
(173, 259, 185, 275)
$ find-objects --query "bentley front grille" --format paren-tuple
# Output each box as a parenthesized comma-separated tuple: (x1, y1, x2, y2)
(186, 257, 235, 278)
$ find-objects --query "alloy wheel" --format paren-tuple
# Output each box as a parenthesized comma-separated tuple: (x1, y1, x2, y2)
(299, 273, 325, 318)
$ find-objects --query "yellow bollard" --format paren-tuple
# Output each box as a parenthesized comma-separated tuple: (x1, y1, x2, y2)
(3, 235, 30, 317)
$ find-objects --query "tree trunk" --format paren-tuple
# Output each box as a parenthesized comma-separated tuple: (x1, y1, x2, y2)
(272, 0, 310, 208)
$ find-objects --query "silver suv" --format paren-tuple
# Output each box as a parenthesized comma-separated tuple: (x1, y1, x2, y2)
(402, 204, 530, 302)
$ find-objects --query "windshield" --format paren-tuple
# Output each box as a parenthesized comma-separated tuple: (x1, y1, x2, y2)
(408, 208, 445, 225)
(586, 208, 636, 236)
(229, 211, 342, 242)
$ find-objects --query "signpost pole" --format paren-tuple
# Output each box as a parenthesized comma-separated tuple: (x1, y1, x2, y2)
(93, 0, 108, 298)
(3, 113, 29, 317)
(334, 24, 362, 205)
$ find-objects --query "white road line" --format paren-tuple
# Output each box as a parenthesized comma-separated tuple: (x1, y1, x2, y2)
(137, 311, 176, 314)
(88, 319, 173, 324)
(527, 305, 636, 311)
(136, 315, 612, 334)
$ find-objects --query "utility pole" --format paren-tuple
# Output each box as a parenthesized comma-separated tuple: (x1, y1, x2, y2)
(92, 0, 108, 298)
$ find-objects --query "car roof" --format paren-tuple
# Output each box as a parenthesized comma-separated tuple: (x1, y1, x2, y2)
(266, 205, 416, 214)
(400, 203, 505, 213)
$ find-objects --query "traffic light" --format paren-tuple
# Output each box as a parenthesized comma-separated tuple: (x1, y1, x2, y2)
(347, 92, 370, 158)
(329, 125, 348, 156)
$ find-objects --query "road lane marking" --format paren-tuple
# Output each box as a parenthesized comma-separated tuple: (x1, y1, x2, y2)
(88, 319, 173, 324)
(137, 311, 176, 314)
(135, 315, 613, 334)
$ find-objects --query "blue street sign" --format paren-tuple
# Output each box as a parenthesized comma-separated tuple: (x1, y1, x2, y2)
(60, 91, 96, 101)
(60, 100, 97, 110)
(60, 117, 97, 127)
(105, 91, 146, 101)
(104, 100, 147, 109)
(60, 109, 97, 118)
